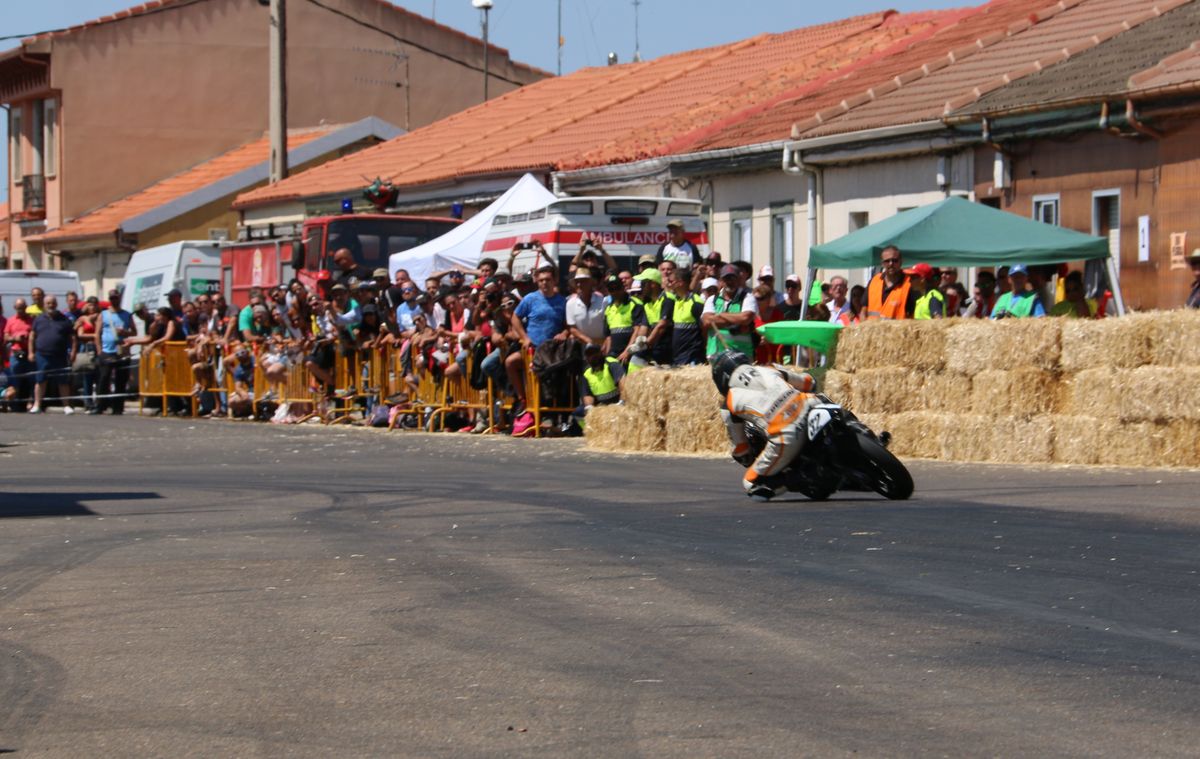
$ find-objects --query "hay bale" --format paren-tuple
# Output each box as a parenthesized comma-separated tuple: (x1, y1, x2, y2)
(849, 368, 921, 414)
(945, 318, 1061, 373)
(1150, 309, 1200, 367)
(585, 404, 665, 452)
(834, 320, 949, 372)
(1160, 420, 1200, 468)
(939, 414, 995, 463)
(622, 367, 671, 420)
(665, 406, 727, 454)
(1051, 415, 1101, 465)
(987, 415, 1055, 465)
(1094, 419, 1161, 468)
(970, 368, 1059, 417)
(917, 372, 973, 414)
(821, 369, 854, 410)
(1060, 312, 1154, 371)
(882, 412, 949, 459)
(1060, 368, 1123, 418)
(662, 365, 720, 414)
(1118, 366, 1200, 422)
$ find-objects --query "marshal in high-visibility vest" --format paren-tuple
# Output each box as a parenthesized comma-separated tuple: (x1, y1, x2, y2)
(913, 288, 945, 320)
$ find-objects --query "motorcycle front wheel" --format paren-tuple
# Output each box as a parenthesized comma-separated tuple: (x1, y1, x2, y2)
(855, 432, 914, 500)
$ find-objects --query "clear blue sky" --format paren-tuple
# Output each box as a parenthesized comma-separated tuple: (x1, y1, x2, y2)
(1, 0, 975, 202)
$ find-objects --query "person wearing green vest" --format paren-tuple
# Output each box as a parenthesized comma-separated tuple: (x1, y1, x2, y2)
(907, 263, 945, 320)
(632, 268, 673, 365)
(702, 264, 757, 359)
(568, 343, 626, 433)
(664, 266, 705, 365)
(991, 264, 1046, 319)
(602, 274, 644, 362)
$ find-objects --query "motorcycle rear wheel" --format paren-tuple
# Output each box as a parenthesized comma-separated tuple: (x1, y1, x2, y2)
(855, 432, 914, 500)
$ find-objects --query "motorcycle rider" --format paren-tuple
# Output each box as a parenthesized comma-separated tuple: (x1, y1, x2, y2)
(711, 349, 819, 501)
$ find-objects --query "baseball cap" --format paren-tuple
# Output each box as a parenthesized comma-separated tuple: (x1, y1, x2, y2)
(1008, 264, 1030, 276)
(906, 262, 934, 279)
(633, 268, 662, 285)
(330, 283, 348, 293)
(583, 342, 602, 353)
(361, 304, 378, 315)
(758, 265, 774, 279)
(637, 254, 657, 267)
(666, 219, 684, 230)
(719, 264, 740, 280)
(606, 274, 624, 287)
(701, 277, 719, 290)
(517, 272, 534, 283)
(1188, 248, 1200, 261)
(785, 273, 801, 286)
(705, 252, 723, 264)
(629, 279, 643, 294)
(166, 288, 182, 297)
(372, 268, 389, 278)
(574, 269, 593, 280)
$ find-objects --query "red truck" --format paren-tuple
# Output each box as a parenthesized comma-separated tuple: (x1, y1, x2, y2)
(221, 213, 460, 307)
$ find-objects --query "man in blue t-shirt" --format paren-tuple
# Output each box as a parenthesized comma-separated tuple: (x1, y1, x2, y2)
(505, 265, 566, 429)
(93, 289, 137, 415)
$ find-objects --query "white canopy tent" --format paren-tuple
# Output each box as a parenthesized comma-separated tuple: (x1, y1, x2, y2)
(388, 174, 556, 284)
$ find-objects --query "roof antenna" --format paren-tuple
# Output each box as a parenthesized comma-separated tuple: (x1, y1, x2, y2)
(632, 0, 642, 62)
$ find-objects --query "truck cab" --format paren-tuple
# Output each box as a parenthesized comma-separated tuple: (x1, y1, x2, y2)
(222, 214, 460, 307)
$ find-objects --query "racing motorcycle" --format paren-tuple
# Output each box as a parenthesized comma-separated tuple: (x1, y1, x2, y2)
(746, 394, 913, 501)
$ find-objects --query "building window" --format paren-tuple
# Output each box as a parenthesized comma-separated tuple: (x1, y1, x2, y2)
(849, 211, 869, 232)
(1093, 190, 1121, 275)
(9, 106, 22, 182)
(30, 99, 44, 176)
(730, 207, 752, 263)
(42, 99, 57, 177)
(1033, 195, 1060, 226)
(770, 204, 793, 276)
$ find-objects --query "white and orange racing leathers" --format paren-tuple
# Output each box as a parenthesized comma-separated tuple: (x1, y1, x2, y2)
(721, 364, 818, 495)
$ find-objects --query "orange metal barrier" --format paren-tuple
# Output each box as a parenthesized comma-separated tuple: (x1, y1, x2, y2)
(135, 337, 583, 435)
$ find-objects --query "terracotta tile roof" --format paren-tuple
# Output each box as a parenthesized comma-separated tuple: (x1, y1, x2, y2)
(236, 11, 953, 208)
(690, 0, 1064, 151)
(1128, 40, 1200, 94)
(563, 9, 971, 169)
(795, 0, 1194, 139)
(962, 1, 1200, 114)
(30, 127, 338, 244)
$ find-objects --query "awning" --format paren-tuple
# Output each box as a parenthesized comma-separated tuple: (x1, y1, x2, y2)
(809, 196, 1111, 269)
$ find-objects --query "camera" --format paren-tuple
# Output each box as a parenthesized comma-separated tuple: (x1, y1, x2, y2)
(516, 241, 534, 250)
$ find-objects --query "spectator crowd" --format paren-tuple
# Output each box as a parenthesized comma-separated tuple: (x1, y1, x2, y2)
(3, 225, 1199, 433)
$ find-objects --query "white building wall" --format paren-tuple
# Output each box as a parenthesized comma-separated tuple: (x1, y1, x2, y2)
(708, 170, 809, 276)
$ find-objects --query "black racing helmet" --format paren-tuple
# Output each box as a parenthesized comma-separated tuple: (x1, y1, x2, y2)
(710, 349, 751, 396)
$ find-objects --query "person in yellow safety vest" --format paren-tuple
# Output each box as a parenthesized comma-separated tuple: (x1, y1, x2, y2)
(702, 264, 757, 359)
(866, 245, 919, 320)
(908, 262, 945, 319)
(602, 274, 644, 363)
(631, 268, 673, 366)
(568, 342, 626, 433)
(664, 267, 705, 366)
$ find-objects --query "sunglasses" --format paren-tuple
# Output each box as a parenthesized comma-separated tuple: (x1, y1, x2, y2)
(785, 283, 799, 288)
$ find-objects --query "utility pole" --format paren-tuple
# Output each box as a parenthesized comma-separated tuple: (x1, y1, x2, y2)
(268, 0, 288, 183)
(632, 0, 642, 63)
(557, 0, 563, 76)
(472, 0, 493, 101)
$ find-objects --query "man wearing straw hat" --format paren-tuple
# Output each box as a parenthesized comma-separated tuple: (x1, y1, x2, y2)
(1187, 249, 1200, 309)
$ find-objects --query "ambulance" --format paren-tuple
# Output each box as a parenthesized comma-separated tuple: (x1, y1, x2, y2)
(482, 196, 708, 277)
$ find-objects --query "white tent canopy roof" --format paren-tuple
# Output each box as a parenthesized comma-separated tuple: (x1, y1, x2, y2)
(388, 174, 556, 285)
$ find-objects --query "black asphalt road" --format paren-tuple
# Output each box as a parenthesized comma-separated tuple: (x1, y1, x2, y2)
(3, 414, 1200, 757)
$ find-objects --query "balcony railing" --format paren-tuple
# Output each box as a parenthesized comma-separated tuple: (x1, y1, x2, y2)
(21, 174, 46, 219)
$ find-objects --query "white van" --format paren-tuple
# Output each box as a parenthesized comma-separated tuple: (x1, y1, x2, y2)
(121, 241, 221, 310)
(0, 269, 83, 310)
(482, 196, 708, 277)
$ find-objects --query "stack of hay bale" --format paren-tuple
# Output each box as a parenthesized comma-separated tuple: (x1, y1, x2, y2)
(828, 311, 1200, 468)
(585, 310, 1200, 468)
(586, 365, 728, 454)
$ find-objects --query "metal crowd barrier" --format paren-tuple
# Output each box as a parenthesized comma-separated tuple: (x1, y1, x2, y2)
(135, 339, 582, 436)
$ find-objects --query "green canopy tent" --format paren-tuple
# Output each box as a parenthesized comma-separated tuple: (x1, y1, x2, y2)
(800, 196, 1124, 318)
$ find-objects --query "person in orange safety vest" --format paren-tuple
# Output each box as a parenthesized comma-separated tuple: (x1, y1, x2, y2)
(866, 245, 920, 320)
